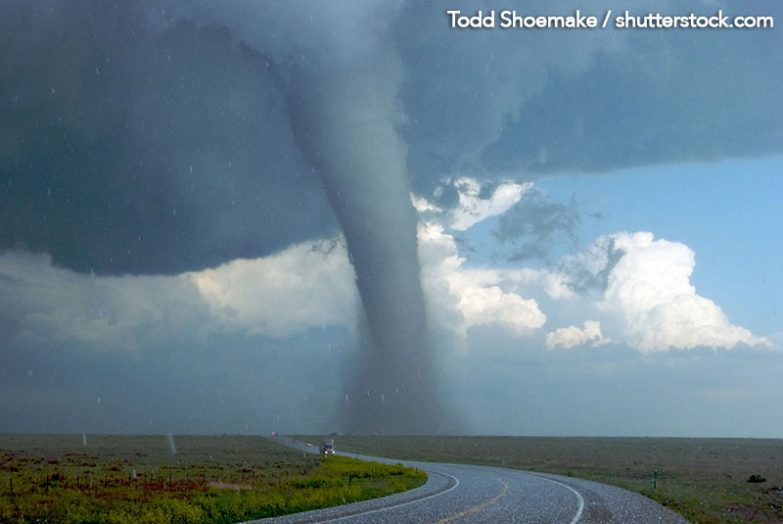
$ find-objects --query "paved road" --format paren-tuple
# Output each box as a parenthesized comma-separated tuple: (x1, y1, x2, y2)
(247, 438, 687, 524)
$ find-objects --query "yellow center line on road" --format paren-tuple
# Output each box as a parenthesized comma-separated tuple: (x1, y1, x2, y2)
(435, 475, 509, 523)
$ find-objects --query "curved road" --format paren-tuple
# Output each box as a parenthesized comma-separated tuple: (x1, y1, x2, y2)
(249, 438, 687, 524)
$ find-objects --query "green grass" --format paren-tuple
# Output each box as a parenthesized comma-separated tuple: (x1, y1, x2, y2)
(0, 434, 426, 524)
(320, 435, 783, 524)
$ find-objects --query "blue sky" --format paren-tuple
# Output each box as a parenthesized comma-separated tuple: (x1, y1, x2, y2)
(537, 156, 782, 337)
(457, 155, 781, 341)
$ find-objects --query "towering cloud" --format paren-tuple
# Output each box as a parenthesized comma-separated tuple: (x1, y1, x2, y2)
(548, 232, 771, 352)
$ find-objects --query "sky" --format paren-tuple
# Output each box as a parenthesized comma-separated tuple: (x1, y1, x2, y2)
(1, 0, 781, 437)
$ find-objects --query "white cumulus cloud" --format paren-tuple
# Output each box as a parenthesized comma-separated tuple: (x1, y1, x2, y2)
(0, 251, 211, 351)
(546, 320, 604, 350)
(458, 285, 546, 337)
(189, 239, 357, 337)
(0, 239, 359, 350)
(418, 222, 546, 339)
(2, 204, 769, 357)
(558, 232, 771, 352)
(449, 178, 532, 231)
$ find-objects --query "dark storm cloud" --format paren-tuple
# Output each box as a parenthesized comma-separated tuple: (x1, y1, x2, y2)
(493, 190, 580, 262)
(482, 27, 783, 174)
(2, 0, 780, 275)
(396, 0, 782, 190)
(0, 0, 335, 275)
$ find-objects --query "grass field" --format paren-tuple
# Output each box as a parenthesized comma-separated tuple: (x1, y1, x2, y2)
(0, 434, 426, 523)
(323, 435, 783, 524)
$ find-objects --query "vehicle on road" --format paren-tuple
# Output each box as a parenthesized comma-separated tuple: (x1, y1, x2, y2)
(321, 438, 335, 456)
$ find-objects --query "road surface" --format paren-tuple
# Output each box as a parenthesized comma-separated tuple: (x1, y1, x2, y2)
(247, 438, 687, 524)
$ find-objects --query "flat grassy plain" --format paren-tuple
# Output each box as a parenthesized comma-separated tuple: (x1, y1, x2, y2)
(0, 434, 425, 523)
(327, 435, 783, 524)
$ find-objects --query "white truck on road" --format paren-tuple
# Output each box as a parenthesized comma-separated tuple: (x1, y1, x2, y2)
(320, 439, 335, 456)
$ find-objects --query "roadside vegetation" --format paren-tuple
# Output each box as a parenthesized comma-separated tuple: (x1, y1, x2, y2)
(327, 435, 783, 524)
(0, 434, 426, 524)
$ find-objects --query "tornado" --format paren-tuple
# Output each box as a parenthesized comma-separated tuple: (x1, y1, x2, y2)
(153, 1, 453, 433)
(282, 63, 447, 434)
(277, 29, 451, 435)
